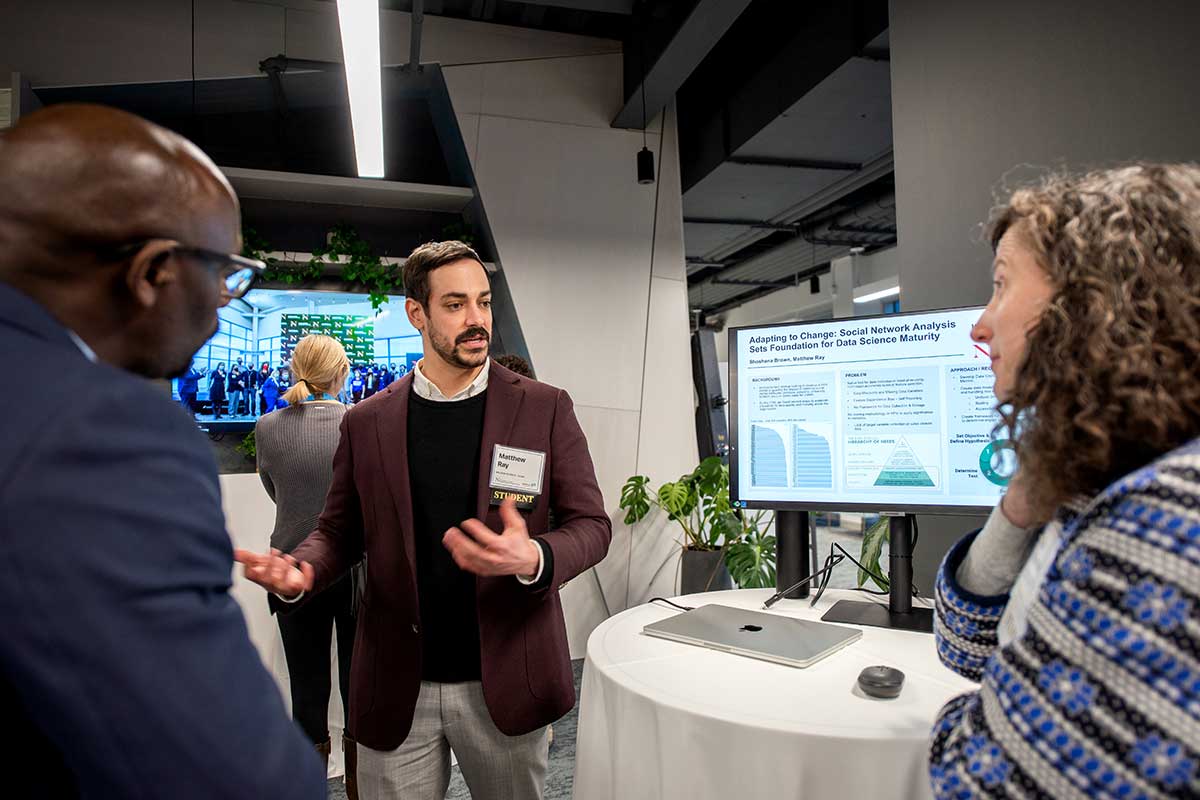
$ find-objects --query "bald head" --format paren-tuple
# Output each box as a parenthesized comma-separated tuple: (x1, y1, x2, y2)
(0, 104, 245, 379)
(0, 103, 238, 279)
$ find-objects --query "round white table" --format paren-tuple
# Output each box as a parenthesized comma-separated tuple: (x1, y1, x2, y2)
(573, 589, 976, 800)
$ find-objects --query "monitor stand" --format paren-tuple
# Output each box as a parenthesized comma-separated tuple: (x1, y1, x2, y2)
(821, 513, 933, 634)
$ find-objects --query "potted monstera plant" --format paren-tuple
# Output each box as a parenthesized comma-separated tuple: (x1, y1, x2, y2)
(620, 456, 777, 595)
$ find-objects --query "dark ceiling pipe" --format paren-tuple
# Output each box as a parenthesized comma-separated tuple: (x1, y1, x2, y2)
(687, 189, 896, 294)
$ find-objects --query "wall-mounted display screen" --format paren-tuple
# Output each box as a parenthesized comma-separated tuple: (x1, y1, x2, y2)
(728, 306, 1010, 514)
(172, 289, 422, 420)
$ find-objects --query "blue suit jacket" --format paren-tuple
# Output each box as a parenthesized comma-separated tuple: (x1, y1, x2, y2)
(0, 283, 324, 799)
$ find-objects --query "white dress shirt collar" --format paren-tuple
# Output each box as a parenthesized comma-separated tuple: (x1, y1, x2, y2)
(67, 330, 98, 363)
(412, 358, 490, 402)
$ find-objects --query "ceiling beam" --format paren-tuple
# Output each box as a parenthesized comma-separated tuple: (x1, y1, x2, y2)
(710, 277, 798, 289)
(701, 264, 831, 315)
(612, 0, 753, 130)
(829, 222, 897, 236)
(684, 217, 796, 231)
(698, 150, 893, 263)
(516, 0, 634, 12)
(727, 156, 861, 171)
(676, 1, 888, 192)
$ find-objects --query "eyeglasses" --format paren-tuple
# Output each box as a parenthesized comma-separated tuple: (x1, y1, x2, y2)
(111, 241, 266, 301)
(174, 246, 266, 300)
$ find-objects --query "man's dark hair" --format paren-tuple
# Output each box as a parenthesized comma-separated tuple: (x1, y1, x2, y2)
(494, 353, 533, 378)
(403, 240, 486, 307)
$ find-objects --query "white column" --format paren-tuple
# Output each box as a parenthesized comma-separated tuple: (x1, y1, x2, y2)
(830, 255, 855, 319)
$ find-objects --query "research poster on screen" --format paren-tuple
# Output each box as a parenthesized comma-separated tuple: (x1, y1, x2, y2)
(733, 308, 1010, 509)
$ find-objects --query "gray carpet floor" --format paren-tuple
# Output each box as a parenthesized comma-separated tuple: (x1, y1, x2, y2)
(326, 659, 584, 799)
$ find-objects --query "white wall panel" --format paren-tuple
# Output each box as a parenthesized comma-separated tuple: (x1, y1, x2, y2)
(479, 53, 624, 130)
(472, 113, 656, 413)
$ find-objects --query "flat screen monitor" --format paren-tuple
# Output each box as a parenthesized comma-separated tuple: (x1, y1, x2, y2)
(728, 306, 1011, 514)
(172, 288, 422, 420)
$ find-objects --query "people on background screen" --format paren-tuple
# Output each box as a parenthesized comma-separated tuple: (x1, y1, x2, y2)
(257, 362, 271, 413)
(260, 367, 283, 414)
(256, 334, 358, 798)
(363, 365, 378, 399)
(236, 240, 611, 800)
(245, 359, 259, 408)
(227, 357, 246, 416)
(929, 164, 1200, 799)
(178, 360, 202, 416)
(209, 362, 227, 419)
(0, 103, 322, 798)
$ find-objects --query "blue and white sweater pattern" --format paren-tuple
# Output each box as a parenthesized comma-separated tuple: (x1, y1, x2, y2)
(930, 439, 1200, 799)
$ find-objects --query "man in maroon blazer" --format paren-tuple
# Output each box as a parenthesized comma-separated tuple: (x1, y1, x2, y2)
(237, 240, 611, 800)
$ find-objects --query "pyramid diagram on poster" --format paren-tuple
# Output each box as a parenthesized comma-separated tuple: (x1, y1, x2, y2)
(874, 437, 936, 487)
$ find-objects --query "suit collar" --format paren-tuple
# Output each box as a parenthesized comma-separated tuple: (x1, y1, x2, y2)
(0, 281, 86, 358)
(475, 362, 526, 519)
(376, 372, 419, 588)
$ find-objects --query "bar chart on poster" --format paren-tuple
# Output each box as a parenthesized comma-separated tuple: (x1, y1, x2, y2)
(729, 306, 1010, 512)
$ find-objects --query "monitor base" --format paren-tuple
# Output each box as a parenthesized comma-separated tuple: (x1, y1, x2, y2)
(821, 599, 934, 633)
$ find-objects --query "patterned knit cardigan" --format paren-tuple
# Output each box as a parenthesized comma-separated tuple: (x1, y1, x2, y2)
(929, 438, 1200, 799)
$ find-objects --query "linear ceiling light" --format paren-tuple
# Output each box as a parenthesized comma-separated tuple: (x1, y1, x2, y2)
(853, 277, 901, 304)
(336, 0, 385, 178)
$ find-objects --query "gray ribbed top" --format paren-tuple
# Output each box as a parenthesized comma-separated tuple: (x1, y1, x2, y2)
(256, 401, 347, 553)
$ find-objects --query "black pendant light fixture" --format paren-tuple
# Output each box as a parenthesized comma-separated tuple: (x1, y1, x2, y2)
(636, 14, 655, 185)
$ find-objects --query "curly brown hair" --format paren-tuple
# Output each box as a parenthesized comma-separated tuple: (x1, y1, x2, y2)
(987, 163, 1200, 518)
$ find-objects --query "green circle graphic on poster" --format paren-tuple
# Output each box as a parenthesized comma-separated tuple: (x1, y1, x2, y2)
(980, 439, 1016, 486)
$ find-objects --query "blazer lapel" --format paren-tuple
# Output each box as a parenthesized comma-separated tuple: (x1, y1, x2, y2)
(376, 374, 418, 587)
(476, 364, 525, 519)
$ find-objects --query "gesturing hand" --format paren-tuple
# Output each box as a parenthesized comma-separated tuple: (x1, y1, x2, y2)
(443, 498, 541, 578)
(233, 548, 315, 599)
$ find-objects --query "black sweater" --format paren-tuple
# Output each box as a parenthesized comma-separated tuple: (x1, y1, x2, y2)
(407, 390, 488, 682)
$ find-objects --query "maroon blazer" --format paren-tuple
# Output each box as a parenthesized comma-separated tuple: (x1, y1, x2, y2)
(290, 361, 611, 749)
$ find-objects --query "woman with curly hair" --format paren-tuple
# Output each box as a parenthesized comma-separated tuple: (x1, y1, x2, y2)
(930, 164, 1200, 799)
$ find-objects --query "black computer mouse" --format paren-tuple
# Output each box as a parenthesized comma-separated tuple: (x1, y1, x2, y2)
(857, 665, 905, 699)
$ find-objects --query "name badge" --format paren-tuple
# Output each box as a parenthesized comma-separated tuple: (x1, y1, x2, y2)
(489, 445, 546, 509)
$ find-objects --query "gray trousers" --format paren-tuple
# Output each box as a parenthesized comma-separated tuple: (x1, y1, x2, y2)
(358, 681, 549, 800)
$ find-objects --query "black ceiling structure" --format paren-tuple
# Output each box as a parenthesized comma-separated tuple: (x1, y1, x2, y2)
(378, 0, 898, 319)
(35, 0, 897, 320)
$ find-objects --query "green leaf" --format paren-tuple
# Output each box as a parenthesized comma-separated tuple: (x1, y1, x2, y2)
(657, 480, 695, 520)
(725, 533, 777, 589)
(692, 456, 727, 497)
(859, 516, 890, 591)
(235, 430, 257, 460)
(618, 475, 652, 525)
(707, 510, 739, 547)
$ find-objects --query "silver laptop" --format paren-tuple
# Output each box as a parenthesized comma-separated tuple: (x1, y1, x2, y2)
(643, 604, 861, 668)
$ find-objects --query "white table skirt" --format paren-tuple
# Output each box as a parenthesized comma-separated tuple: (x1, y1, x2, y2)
(573, 589, 976, 800)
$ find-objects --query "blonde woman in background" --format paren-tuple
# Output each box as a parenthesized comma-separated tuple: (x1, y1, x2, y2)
(255, 335, 359, 799)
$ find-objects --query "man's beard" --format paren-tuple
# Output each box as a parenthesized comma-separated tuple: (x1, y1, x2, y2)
(430, 325, 490, 368)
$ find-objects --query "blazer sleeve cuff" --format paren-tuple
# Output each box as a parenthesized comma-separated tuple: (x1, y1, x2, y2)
(516, 539, 555, 592)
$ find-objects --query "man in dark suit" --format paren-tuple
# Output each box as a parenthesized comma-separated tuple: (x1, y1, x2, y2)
(238, 240, 611, 799)
(178, 359, 204, 415)
(0, 104, 324, 799)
